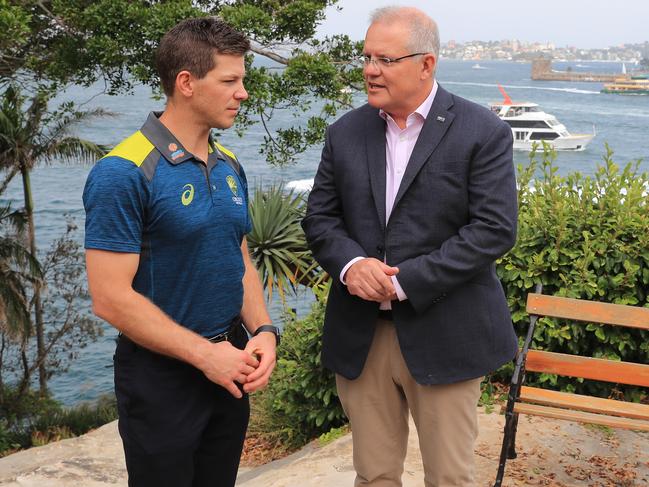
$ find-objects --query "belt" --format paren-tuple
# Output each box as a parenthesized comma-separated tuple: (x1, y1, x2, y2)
(206, 316, 242, 343)
(378, 309, 393, 321)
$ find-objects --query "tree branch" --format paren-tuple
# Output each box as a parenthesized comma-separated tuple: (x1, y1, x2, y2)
(250, 43, 289, 65)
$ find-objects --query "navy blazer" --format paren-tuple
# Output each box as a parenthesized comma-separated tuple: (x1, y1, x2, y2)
(302, 85, 519, 385)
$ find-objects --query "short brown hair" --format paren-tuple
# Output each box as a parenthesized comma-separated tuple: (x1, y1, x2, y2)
(156, 17, 250, 96)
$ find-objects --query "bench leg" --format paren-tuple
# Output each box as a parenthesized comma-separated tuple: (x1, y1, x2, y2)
(507, 412, 519, 459)
(494, 410, 519, 486)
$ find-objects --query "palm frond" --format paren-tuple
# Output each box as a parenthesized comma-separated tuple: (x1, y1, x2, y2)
(41, 106, 113, 149)
(0, 235, 43, 281)
(0, 226, 41, 338)
(247, 183, 319, 303)
(42, 137, 107, 164)
(0, 268, 32, 339)
(1, 84, 110, 168)
(0, 166, 19, 194)
(0, 204, 27, 233)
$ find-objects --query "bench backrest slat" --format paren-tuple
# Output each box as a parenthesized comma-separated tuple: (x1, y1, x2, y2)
(526, 294, 649, 330)
(526, 350, 649, 387)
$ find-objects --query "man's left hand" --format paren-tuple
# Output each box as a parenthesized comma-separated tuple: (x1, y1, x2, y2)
(242, 332, 277, 393)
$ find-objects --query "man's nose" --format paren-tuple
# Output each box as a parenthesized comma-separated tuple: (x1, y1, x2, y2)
(236, 86, 249, 100)
(364, 61, 381, 76)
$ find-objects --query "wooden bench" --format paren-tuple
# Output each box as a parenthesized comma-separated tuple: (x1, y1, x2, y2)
(494, 284, 649, 486)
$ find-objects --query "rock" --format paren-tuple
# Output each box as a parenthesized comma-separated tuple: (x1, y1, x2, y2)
(1, 408, 647, 486)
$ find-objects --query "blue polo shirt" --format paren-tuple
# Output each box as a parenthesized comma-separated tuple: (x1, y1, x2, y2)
(83, 112, 252, 336)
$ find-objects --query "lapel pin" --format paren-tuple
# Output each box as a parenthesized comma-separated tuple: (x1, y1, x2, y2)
(436, 116, 446, 123)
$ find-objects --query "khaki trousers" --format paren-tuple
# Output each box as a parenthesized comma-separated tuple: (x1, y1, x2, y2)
(336, 320, 482, 487)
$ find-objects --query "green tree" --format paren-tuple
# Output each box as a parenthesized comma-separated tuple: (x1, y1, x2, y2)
(1, 0, 363, 166)
(0, 85, 107, 395)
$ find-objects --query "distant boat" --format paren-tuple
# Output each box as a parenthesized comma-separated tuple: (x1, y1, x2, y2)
(490, 85, 594, 151)
(601, 76, 649, 95)
(622, 63, 627, 74)
(286, 179, 314, 192)
(472, 63, 487, 70)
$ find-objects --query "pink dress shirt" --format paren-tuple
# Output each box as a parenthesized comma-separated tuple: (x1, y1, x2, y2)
(340, 81, 439, 309)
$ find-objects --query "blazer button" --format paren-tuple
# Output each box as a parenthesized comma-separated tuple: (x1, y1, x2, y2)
(376, 245, 384, 253)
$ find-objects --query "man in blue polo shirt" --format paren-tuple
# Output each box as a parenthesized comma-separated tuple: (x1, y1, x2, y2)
(83, 18, 279, 487)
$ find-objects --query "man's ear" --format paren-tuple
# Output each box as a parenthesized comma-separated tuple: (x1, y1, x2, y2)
(175, 70, 194, 98)
(421, 54, 436, 80)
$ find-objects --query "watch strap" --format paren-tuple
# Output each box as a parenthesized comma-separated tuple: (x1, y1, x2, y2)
(253, 324, 280, 345)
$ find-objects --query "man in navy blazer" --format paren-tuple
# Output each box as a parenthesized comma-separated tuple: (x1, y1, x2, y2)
(302, 6, 518, 487)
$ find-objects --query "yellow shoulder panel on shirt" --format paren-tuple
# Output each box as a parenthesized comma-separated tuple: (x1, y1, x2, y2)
(215, 142, 237, 161)
(102, 131, 155, 167)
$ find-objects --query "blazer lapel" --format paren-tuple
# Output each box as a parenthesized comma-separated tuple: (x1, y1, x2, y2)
(365, 110, 387, 230)
(392, 86, 456, 211)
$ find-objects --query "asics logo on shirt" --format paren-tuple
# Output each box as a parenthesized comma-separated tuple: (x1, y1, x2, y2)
(181, 184, 194, 206)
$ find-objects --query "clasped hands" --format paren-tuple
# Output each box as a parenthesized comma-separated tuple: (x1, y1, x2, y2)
(200, 331, 276, 399)
(345, 257, 399, 302)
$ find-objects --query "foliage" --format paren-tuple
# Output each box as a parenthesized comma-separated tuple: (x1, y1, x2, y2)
(249, 286, 346, 449)
(0, 386, 117, 456)
(0, 85, 109, 173)
(0, 220, 103, 397)
(37, 221, 104, 378)
(0, 83, 107, 394)
(247, 184, 321, 302)
(0, 205, 41, 339)
(479, 378, 496, 414)
(31, 394, 117, 438)
(1, 0, 363, 166)
(497, 146, 649, 398)
(317, 424, 349, 445)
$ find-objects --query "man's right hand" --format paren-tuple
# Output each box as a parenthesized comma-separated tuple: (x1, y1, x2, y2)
(199, 341, 259, 399)
(345, 258, 399, 302)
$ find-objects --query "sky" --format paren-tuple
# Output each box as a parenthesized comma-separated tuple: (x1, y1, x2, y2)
(316, 0, 649, 49)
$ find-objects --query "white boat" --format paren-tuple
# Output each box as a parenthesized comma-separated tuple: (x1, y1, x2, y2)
(489, 85, 594, 151)
(472, 63, 487, 69)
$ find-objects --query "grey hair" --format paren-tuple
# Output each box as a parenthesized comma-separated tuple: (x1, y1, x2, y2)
(369, 6, 440, 59)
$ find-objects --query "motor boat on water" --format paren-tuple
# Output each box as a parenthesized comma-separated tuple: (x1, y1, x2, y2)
(489, 85, 595, 151)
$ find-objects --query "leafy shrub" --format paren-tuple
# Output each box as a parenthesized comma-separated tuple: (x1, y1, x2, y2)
(497, 147, 649, 397)
(250, 285, 346, 449)
(0, 388, 117, 456)
(32, 394, 117, 437)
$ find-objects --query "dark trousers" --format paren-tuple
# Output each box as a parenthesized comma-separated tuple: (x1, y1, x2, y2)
(114, 327, 249, 487)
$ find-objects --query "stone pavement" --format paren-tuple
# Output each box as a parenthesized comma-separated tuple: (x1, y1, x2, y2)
(0, 407, 647, 486)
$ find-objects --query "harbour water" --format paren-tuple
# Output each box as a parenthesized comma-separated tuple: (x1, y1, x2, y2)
(1, 60, 647, 406)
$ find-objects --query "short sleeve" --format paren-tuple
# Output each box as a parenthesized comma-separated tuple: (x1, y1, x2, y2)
(83, 157, 150, 253)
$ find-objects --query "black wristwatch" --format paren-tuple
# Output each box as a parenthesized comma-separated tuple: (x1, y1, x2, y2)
(253, 324, 280, 346)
